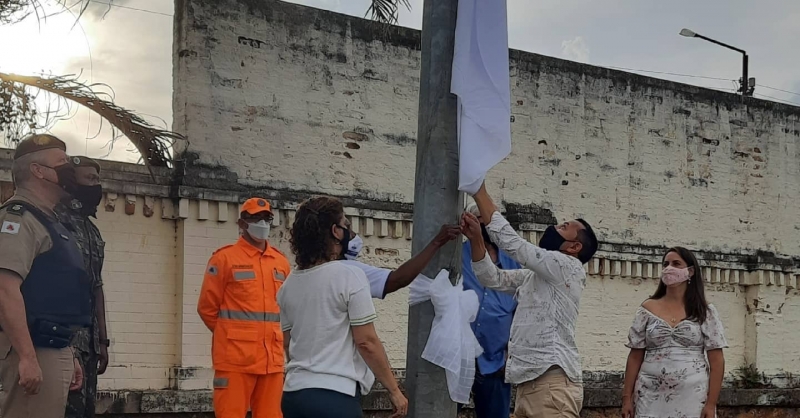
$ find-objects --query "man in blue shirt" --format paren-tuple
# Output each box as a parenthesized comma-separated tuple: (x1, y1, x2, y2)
(461, 205, 519, 418)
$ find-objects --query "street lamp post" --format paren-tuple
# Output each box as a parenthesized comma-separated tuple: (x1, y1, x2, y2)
(680, 28, 754, 100)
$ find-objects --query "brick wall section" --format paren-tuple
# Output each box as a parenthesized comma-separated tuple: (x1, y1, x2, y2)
(1, 158, 799, 398)
(94, 195, 178, 390)
(176, 201, 238, 370)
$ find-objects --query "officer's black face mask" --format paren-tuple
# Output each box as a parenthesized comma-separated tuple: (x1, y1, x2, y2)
(73, 185, 103, 217)
(40, 163, 78, 194)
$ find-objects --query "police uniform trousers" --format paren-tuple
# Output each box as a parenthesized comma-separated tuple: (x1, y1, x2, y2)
(0, 333, 74, 418)
(65, 342, 97, 418)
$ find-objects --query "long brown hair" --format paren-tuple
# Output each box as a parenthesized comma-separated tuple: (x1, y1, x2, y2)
(651, 246, 709, 324)
(290, 196, 344, 269)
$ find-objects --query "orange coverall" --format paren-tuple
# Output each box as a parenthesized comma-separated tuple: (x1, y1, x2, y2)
(198, 237, 290, 418)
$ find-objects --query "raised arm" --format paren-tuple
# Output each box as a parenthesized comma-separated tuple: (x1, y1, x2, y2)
(462, 212, 529, 294)
(473, 185, 569, 284)
(383, 225, 460, 296)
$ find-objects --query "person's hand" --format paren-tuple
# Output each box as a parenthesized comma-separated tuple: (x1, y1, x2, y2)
(621, 397, 634, 418)
(98, 345, 109, 375)
(18, 356, 43, 395)
(70, 357, 83, 391)
(700, 403, 716, 418)
(388, 388, 408, 417)
(431, 225, 461, 248)
(460, 212, 483, 242)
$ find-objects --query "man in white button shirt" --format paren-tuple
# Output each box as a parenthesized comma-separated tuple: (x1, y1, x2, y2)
(463, 183, 598, 418)
(340, 225, 461, 299)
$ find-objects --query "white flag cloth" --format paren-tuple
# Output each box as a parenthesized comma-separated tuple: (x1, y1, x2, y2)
(451, 0, 512, 194)
(408, 270, 484, 404)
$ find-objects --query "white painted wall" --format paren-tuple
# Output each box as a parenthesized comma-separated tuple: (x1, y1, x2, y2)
(170, 0, 800, 382)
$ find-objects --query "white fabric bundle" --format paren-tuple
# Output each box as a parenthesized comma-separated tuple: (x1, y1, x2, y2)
(452, 0, 512, 194)
(408, 270, 483, 404)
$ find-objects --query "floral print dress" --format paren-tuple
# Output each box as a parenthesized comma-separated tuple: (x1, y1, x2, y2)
(626, 304, 728, 418)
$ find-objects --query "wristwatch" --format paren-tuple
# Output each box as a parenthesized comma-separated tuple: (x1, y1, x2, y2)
(99, 338, 110, 347)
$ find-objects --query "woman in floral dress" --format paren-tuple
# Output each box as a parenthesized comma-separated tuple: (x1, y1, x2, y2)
(621, 247, 727, 418)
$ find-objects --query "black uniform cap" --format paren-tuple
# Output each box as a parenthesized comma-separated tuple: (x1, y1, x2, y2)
(70, 156, 101, 174)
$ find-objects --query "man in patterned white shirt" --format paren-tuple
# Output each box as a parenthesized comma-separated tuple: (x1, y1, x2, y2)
(462, 183, 598, 418)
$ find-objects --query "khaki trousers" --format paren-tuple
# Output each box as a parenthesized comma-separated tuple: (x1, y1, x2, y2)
(514, 368, 583, 418)
(0, 332, 73, 418)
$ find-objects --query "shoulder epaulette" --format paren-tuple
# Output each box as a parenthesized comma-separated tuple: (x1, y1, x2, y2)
(212, 244, 235, 255)
(5, 203, 27, 216)
(270, 246, 288, 259)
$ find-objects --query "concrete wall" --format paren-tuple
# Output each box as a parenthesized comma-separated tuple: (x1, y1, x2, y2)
(172, 0, 800, 382)
(96, 195, 178, 390)
(173, 0, 800, 257)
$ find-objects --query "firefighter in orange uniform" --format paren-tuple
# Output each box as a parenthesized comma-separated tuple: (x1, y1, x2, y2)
(197, 198, 289, 418)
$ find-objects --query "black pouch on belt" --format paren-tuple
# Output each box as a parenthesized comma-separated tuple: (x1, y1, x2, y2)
(29, 319, 73, 349)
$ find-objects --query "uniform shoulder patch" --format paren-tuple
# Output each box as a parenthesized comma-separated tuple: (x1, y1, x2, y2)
(207, 265, 218, 276)
(1, 221, 20, 235)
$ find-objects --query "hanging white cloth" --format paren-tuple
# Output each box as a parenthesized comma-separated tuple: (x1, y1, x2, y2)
(408, 270, 483, 404)
(451, 0, 512, 194)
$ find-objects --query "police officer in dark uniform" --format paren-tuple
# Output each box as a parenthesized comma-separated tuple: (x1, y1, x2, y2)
(58, 156, 109, 418)
(0, 134, 91, 418)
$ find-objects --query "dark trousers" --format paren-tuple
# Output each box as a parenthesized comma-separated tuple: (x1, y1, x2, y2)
(65, 345, 98, 418)
(459, 369, 512, 418)
(282, 388, 362, 418)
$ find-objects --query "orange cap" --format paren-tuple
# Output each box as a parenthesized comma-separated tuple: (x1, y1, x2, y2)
(240, 198, 272, 216)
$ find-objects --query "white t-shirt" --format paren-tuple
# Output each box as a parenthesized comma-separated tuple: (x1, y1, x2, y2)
(339, 259, 391, 299)
(277, 261, 377, 396)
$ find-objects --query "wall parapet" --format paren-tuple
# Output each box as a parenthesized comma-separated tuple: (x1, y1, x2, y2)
(95, 385, 800, 415)
(2, 149, 797, 284)
(159, 195, 800, 287)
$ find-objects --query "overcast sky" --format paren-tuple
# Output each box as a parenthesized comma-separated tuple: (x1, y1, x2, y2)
(0, 0, 798, 163)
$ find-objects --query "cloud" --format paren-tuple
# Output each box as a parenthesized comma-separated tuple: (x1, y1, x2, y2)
(561, 36, 590, 63)
(5, 0, 799, 163)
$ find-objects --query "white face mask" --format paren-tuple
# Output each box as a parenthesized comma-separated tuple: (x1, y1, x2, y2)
(344, 235, 363, 260)
(246, 220, 271, 241)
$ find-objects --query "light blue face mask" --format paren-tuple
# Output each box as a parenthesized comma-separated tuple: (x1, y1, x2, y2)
(344, 235, 363, 260)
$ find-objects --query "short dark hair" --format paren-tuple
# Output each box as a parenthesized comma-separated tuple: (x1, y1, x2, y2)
(575, 219, 598, 264)
(290, 196, 344, 269)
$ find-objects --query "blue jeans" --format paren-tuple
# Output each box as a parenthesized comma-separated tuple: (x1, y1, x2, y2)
(459, 369, 512, 418)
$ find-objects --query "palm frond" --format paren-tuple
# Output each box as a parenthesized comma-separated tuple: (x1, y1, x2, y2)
(366, 0, 411, 25)
(0, 0, 29, 24)
(1, 1, 100, 26)
(0, 72, 184, 168)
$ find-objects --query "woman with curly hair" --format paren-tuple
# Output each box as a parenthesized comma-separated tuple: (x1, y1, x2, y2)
(621, 247, 727, 418)
(277, 196, 407, 418)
